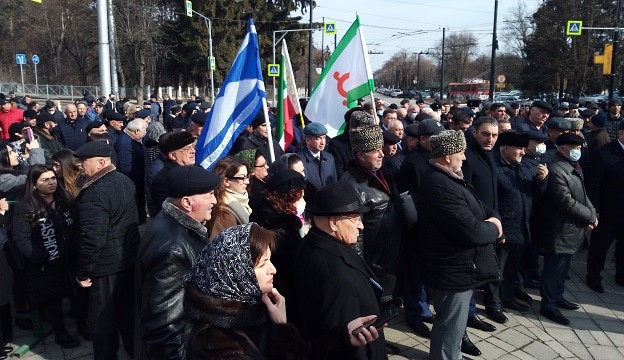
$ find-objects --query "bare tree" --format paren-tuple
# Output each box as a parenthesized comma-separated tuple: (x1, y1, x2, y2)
(501, 0, 534, 61)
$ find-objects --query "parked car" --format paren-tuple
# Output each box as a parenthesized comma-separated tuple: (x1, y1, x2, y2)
(390, 89, 403, 97)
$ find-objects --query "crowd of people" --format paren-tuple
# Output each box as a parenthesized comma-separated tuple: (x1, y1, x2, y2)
(0, 90, 622, 360)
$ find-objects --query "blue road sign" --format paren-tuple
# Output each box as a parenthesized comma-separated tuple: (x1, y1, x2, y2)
(16, 54, 27, 65)
(32, 55, 40, 65)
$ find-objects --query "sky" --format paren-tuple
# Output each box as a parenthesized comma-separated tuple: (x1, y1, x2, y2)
(300, 0, 541, 71)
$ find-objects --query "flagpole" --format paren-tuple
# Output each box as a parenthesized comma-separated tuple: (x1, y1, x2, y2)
(262, 97, 276, 163)
(357, 15, 377, 125)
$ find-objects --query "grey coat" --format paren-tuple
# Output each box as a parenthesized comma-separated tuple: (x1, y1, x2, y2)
(541, 152, 597, 254)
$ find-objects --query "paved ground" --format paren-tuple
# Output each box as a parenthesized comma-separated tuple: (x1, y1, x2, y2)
(6, 246, 624, 359)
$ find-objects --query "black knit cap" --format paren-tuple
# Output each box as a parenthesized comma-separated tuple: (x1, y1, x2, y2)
(36, 112, 56, 127)
(191, 111, 207, 125)
(166, 165, 220, 198)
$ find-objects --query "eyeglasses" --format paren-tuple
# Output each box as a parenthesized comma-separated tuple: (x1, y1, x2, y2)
(176, 144, 196, 153)
(255, 162, 268, 168)
(228, 175, 249, 181)
(336, 215, 363, 224)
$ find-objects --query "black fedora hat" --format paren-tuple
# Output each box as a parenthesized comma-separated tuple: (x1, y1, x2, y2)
(306, 182, 369, 216)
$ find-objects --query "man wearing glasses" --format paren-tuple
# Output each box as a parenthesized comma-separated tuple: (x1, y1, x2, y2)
(150, 131, 197, 216)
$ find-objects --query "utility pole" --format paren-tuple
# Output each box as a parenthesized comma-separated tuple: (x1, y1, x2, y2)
(489, 0, 498, 101)
(107, 0, 119, 96)
(610, 0, 622, 99)
(440, 27, 445, 99)
(414, 50, 430, 89)
(307, 0, 314, 97)
(97, 0, 112, 96)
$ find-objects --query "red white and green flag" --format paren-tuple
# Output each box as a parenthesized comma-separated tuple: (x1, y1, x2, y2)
(304, 16, 375, 137)
(276, 40, 301, 150)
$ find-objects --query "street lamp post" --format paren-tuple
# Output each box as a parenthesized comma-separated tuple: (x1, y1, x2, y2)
(488, 0, 499, 101)
(192, 10, 215, 103)
(272, 28, 319, 105)
(414, 50, 431, 89)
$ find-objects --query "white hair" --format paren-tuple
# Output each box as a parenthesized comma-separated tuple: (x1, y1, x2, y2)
(125, 119, 146, 132)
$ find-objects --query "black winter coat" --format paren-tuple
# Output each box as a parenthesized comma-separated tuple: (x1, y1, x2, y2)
(462, 133, 498, 211)
(494, 155, 546, 245)
(397, 143, 432, 205)
(241, 133, 284, 163)
(540, 153, 596, 254)
(340, 161, 406, 279)
(293, 227, 386, 360)
(150, 159, 179, 217)
(11, 195, 77, 303)
(184, 283, 360, 360)
(249, 198, 302, 323)
(326, 132, 352, 180)
(55, 117, 89, 151)
(75, 165, 140, 279)
(418, 164, 500, 290)
(135, 200, 209, 360)
(585, 139, 624, 224)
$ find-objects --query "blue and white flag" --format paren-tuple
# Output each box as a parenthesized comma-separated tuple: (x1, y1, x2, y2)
(196, 19, 266, 169)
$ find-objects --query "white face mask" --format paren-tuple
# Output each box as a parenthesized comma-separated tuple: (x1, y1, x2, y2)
(377, 110, 384, 117)
(535, 143, 547, 155)
(568, 149, 582, 162)
(295, 198, 306, 217)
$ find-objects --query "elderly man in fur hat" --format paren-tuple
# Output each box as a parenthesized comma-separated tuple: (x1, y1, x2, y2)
(340, 123, 407, 356)
(418, 130, 502, 360)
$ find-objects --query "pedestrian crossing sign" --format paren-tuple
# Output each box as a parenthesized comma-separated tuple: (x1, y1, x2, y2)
(185, 0, 192, 17)
(268, 64, 280, 77)
(324, 21, 337, 35)
(566, 20, 582, 36)
(210, 57, 215, 71)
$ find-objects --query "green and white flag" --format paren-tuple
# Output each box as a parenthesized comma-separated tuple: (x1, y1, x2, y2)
(305, 16, 375, 138)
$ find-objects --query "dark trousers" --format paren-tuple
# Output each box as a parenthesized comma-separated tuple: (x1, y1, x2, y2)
(587, 222, 624, 282)
(500, 243, 525, 303)
(0, 302, 12, 344)
(521, 240, 541, 282)
(540, 253, 572, 311)
(404, 258, 433, 325)
(89, 267, 135, 360)
(40, 298, 65, 332)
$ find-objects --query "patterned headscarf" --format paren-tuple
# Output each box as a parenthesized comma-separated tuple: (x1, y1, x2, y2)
(184, 223, 262, 304)
(235, 149, 257, 170)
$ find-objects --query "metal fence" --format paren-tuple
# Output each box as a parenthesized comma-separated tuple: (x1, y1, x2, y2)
(0, 82, 308, 104)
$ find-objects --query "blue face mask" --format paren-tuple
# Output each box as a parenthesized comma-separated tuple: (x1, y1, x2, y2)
(568, 149, 582, 162)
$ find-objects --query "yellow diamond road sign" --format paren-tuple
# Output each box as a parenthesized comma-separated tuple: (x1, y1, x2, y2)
(566, 20, 582, 36)
(324, 21, 337, 35)
(268, 64, 280, 77)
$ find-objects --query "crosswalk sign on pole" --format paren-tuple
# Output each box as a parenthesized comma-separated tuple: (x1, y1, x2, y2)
(185, 0, 192, 17)
(324, 21, 337, 35)
(268, 64, 280, 77)
(209, 57, 215, 71)
(566, 20, 582, 36)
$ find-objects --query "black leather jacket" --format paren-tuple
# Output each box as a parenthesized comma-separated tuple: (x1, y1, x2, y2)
(135, 199, 209, 360)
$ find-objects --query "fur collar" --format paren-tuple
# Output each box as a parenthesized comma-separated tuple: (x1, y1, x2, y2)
(184, 283, 268, 329)
(430, 160, 464, 180)
(81, 164, 116, 190)
(162, 199, 208, 237)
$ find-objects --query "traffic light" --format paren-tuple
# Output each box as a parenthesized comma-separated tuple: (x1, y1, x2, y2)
(594, 43, 613, 75)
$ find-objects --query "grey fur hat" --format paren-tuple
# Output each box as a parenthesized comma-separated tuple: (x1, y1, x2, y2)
(430, 130, 467, 157)
(349, 110, 376, 129)
(350, 125, 383, 153)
